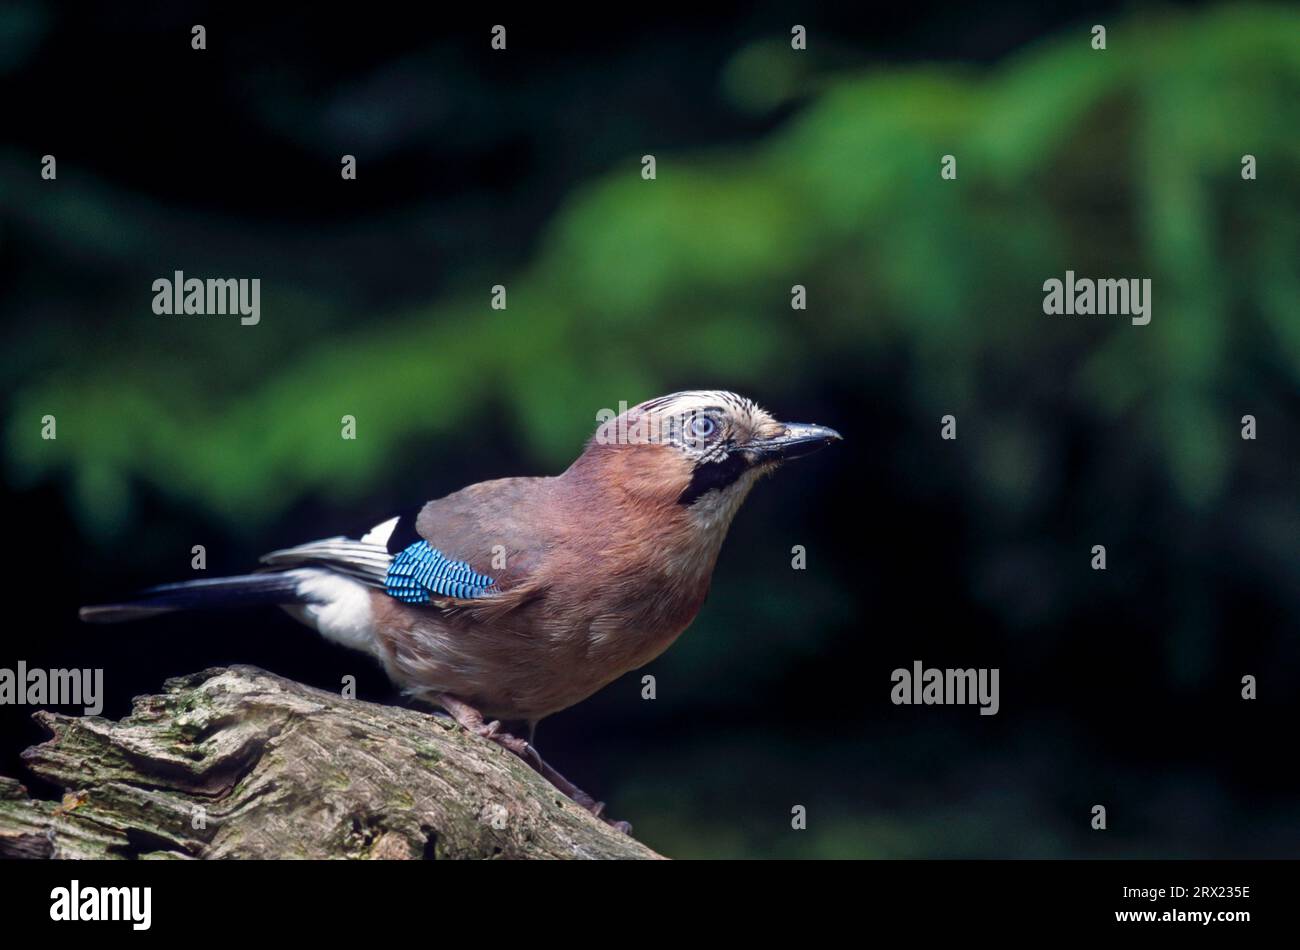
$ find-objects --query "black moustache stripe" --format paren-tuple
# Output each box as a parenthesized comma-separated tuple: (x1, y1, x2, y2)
(677, 453, 749, 506)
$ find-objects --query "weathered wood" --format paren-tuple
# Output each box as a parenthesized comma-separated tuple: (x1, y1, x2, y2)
(0, 665, 660, 860)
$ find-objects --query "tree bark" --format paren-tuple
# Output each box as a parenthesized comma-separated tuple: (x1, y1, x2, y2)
(0, 665, 661, 860)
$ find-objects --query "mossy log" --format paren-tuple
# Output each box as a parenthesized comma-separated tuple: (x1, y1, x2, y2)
(0, 665, 660, 860)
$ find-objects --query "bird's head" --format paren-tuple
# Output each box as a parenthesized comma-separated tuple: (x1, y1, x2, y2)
(575, 390, 842, 534)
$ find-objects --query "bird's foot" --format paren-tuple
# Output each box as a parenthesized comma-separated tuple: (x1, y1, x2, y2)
(437, 693, 632, 834)
(517, 745, 631, 832)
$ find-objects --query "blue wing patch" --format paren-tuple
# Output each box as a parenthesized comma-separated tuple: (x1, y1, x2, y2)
(384, 540, 497, 604)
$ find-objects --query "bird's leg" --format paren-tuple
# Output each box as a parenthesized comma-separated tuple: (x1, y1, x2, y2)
(436, 693, 631, 833)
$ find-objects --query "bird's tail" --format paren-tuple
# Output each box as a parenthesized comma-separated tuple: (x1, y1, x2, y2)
(79, 570, 313, 624)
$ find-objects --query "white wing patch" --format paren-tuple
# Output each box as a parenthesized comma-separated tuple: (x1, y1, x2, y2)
(360, 515, 400, 547)
(283, 569, 377, 655)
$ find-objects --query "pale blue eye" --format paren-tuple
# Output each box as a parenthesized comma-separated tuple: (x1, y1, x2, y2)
(689, 416, 716, 439)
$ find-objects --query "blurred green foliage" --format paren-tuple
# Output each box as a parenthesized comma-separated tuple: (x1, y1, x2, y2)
(5, 5, 1297, 537)
(2, 5, 1298, 858)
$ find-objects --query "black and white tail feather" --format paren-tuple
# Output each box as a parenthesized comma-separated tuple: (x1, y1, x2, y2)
(78, 515, 406, 625)
(77, 570, 319, 623)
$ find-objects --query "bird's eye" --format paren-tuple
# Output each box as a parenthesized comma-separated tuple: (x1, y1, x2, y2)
(687, 415, 716, 439)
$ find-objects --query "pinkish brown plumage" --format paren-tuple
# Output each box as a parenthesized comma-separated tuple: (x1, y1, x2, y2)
(80, 391, 841, 825)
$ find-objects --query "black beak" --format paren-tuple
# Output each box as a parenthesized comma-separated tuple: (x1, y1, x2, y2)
(749, 422, 843, 462)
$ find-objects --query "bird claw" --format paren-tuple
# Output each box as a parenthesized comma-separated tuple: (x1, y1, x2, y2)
(568, 795, 633, 834)
(437, 693, 635, 836)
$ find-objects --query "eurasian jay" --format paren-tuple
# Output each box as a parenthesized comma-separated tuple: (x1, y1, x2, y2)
(81, 390, 841, 827)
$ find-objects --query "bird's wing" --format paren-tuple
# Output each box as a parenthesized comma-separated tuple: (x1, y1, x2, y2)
(259, 507, 502, 605)
(408, 477, 557, 618)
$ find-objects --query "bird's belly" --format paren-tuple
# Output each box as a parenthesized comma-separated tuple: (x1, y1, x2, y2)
(494, 612, 698, 720)
(382, 622, 687, 722)
(452, 633, 676, 721)
(369, 587, 704, 722)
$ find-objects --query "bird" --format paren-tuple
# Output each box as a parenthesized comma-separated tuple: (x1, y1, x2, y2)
(80, 390, 842, 827)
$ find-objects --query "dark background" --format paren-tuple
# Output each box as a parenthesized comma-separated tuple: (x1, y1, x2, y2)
(2, 1, 1297, 857)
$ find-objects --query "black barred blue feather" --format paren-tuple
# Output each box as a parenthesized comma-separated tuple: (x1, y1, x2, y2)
(385, 540, 497, 603)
